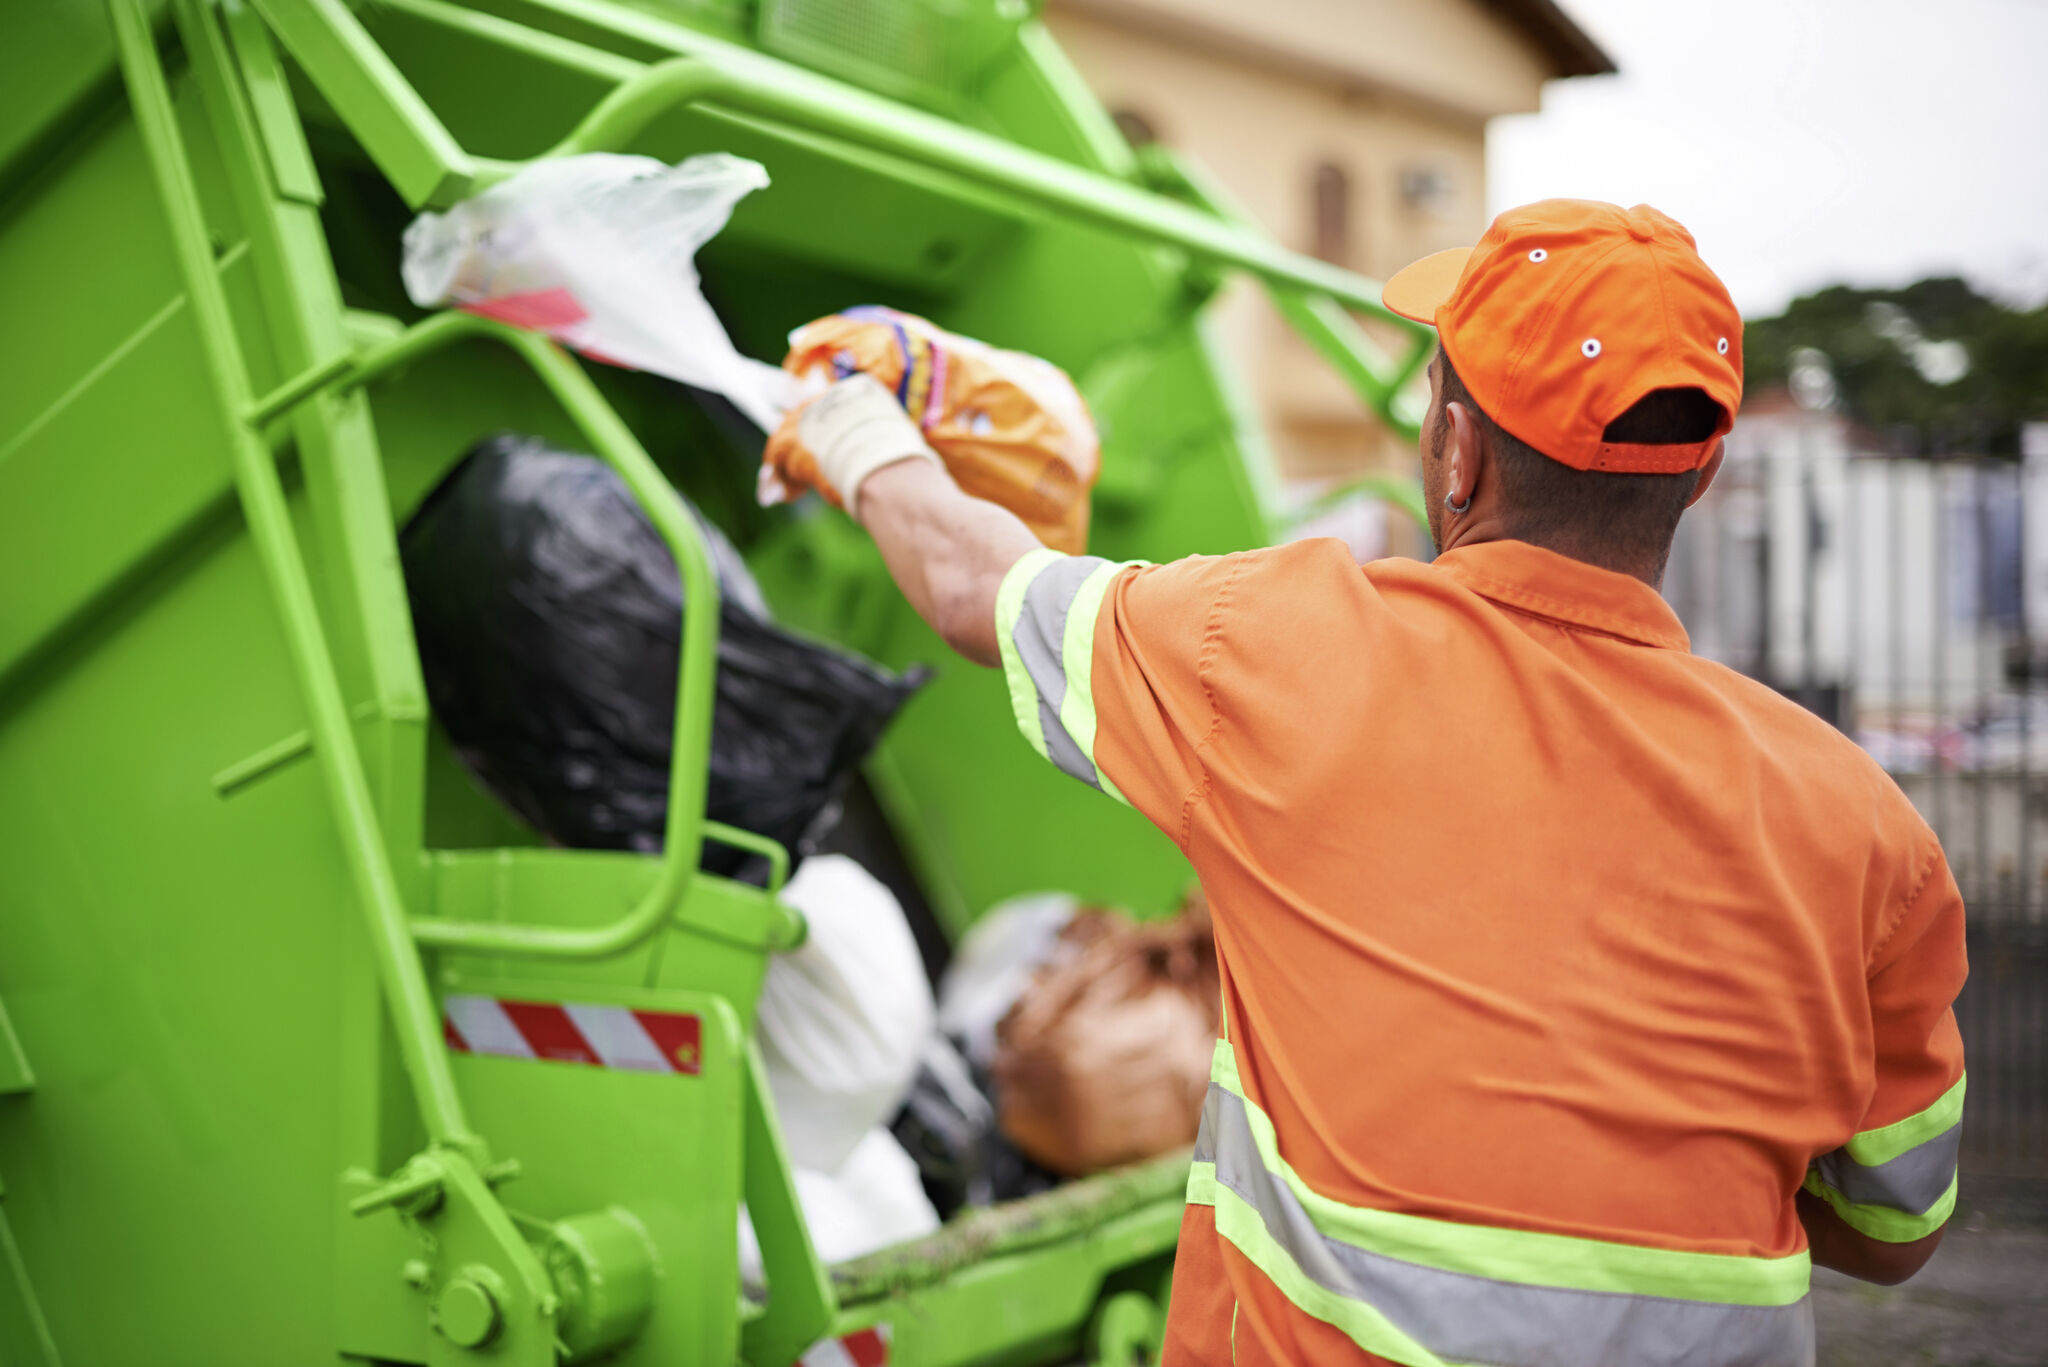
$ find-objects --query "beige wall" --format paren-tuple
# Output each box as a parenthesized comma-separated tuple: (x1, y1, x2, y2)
(1043, 0, 1555, 488)
(1048, 0, 1554, 124)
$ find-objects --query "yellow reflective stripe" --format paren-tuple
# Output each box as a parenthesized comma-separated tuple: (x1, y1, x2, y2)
(1846, 1073, 1966, 1167)
(1801, 1168, 1958, 1244)
(1192, 1159, 1457, 1367)
(994, 548, 1065, 762)
(1193, 1164, 1459, 1367)
(1208, 1042, 1811, 1306)
(1057, 559, 1136, 807)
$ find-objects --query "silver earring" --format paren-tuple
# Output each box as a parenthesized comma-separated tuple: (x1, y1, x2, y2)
(1445, 490, 1472, 516)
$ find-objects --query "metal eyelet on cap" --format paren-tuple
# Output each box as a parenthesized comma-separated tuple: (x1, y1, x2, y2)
(1717, 337, 1730, 355)
(1528, 248, 1548, 263)
(1581, 338, 1602, 359)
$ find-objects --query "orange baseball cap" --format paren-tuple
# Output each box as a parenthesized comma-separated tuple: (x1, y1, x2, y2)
(1383, 200, 1743, 473)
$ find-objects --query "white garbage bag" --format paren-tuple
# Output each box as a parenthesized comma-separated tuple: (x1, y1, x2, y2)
(936, 892, 1079, 1069)
(738, 1127, 940, 1283)
(757, 855, 934, 1173)
(401, 152, 797, 431)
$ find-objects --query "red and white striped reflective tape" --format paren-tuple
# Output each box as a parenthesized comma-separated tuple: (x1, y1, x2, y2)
(442, 995, 701, 1076)
(799, 1325, 890, 1367)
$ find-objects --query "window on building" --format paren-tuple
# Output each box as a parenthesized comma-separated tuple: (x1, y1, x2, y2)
(1399, 163, 1456, 218)
(1311, 160, 1352, 265)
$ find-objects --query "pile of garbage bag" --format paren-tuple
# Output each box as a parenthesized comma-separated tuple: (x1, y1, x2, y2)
(756, 876, 1219, 1262)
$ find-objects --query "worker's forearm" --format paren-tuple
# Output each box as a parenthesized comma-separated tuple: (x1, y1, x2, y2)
(1795, 1187, 1944, 1285)
(855, 459, 1043, 667)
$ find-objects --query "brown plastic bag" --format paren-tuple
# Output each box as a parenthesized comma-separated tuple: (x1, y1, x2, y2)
(759, 307, 1100, 553)
(992, 898, 1218, 1177)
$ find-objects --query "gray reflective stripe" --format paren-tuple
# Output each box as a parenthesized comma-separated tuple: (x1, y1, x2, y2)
(1814, 1121, 1960, 1217)
(1194, 1085, 1816, 1367)
(1011, 554, 1115, 790)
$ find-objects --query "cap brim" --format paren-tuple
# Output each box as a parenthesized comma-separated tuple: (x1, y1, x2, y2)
(1381, 247, 1471, 325)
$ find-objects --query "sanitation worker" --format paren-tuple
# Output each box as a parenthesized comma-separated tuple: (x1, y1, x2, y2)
(768, 200, 1966, 1366)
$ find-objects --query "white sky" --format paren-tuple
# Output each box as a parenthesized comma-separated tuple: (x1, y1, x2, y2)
(1488, 0, 2048, 318)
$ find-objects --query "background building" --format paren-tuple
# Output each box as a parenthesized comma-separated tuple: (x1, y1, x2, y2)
(1042, 0, 1612, 511)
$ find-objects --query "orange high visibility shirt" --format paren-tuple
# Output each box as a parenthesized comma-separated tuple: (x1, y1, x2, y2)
(994, 537, 1966, 1367)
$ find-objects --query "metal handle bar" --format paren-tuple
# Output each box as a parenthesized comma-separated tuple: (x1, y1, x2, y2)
(307, 308, 734, 958)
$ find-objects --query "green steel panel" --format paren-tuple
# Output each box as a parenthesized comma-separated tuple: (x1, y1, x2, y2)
(0, 523, 363, 1363)
(0, 1000, 30, 1100)
(0, 1200, 62, 1367)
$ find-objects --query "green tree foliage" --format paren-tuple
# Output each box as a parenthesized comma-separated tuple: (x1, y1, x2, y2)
(1741, 278, 2048, 456)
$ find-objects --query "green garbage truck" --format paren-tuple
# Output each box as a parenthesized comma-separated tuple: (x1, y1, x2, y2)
(0, 0, 1430, 1362)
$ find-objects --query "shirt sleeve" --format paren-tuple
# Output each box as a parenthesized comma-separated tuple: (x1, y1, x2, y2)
(994, 548, 1242, 840)
(1802, 847, 1968, 1243)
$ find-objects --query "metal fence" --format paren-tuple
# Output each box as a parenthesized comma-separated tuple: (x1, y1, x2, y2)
(1666, 410, 2047, 1177)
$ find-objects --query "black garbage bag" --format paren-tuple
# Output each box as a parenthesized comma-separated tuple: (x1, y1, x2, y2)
(891, 1035, 1060, 1218)
(400, 433, 926, 876)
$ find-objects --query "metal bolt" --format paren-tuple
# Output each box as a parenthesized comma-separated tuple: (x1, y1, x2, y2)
(544, 1209, 656, 1361)
(433, 1275, 501, 1348)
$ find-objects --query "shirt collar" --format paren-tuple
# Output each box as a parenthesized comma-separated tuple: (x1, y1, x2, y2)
(1430, 540, 1692, 651)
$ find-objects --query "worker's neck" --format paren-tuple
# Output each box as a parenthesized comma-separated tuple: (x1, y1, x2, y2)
(1436, 522, 1670, 592)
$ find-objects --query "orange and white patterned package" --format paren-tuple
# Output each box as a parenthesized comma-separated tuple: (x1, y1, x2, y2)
(760, 307, 1100, 554)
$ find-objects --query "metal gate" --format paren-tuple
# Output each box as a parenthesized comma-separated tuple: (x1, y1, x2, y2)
(1665, 405, 2048, 1176)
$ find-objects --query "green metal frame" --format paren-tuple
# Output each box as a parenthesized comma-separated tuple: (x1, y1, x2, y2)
(104, 11, 782, 1360)
(59, 3, 1437, 1362)
(107, 0, 749, 1104)
(252, 0, 1434, 440)
(159, 0, 1439, 1129)
(108, 0, 481, 1154)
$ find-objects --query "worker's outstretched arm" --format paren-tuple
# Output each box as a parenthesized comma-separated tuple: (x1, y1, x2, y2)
(776, 374, 1042, 667)
(856, 459, 1040, 667)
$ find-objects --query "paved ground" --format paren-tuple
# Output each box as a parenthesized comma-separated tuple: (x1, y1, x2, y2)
(1812, 1179, 2048, 1366)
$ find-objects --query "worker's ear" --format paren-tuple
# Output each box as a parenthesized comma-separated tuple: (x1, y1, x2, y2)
(1445, 400, 1484, 509)
(1686, 440, 1727, 508)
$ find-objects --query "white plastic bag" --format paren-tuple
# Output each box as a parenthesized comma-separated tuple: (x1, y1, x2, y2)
(936, 892, 1079, 1069)
(401, 152, 796, 430)
(737, 1127, 940, 1283)
(756, 855, 935, 1172)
